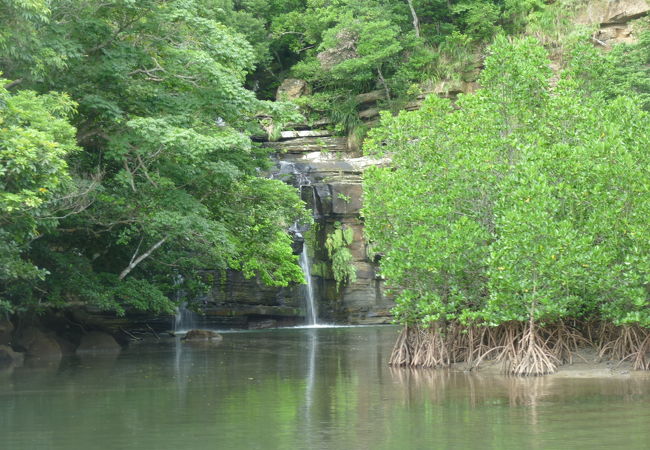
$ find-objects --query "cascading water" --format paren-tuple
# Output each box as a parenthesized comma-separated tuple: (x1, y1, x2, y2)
(276, 161, 321, 326)
(299, 241, 318, 325)
(174, 301, 198, 333)
(271, 161, 311, 188)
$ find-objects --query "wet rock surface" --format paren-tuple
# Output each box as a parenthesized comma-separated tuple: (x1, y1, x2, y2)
(183, 329, 223, 341)
(0, 320, 14, 345)
(15, 327, 63, 359)
(0, 345, 24, 366)
(77, 331, 121, 354)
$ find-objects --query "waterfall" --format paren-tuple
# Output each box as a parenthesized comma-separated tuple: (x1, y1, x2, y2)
(174, 301, 198, 333)
(278, 160, 320, 326)
(271, 160, 311, 188)
(299, 241, 318, 326)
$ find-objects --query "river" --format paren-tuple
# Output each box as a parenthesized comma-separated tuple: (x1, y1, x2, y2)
(1, 325, 649, 449)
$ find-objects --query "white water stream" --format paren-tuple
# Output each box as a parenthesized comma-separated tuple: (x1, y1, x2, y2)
(173, 301, 198, 333)
(298, 241, 319, 326)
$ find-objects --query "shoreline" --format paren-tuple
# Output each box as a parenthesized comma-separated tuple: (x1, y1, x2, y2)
(448, 348, 650, 379)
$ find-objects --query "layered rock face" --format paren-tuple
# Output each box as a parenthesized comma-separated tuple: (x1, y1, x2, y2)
(272, 144, 395, 325)
(198, 129, 394, 327)
(580, 0, 650, 46)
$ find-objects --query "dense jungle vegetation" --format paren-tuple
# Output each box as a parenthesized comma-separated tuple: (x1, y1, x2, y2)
(0, 0, 553, 316)
(2, 0, 650, 373)
(361, 4, 650, 373)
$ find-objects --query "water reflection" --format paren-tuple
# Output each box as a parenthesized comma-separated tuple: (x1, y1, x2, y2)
(0, 326, 649, 450)
(389, 366, 650, 407)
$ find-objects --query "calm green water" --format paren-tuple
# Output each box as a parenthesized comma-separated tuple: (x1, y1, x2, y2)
(1, 325, 649, 450)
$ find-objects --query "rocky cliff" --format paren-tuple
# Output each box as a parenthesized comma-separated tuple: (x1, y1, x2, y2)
(195, 127, 394, 327)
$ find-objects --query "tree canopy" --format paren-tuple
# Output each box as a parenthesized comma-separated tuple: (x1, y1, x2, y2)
(363, 36, 650, 373)
(0, 0, 309, 315)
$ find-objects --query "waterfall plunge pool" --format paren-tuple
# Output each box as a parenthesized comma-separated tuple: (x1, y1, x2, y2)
(1, 325, 649, 449)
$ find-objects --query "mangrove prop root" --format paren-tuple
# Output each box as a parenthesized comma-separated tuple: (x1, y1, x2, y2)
(390, 321, 650, 374)
(389, 326, 414, 366)
(599, 326, 650, 371)
(411, 327, 450, 368)
(545, 321, 590, 364)
(507, 321, 559, 376)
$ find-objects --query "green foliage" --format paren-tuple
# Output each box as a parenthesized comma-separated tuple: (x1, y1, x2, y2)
(590, 31, 650, 110)
(434, 31, 479, 81)
(328, 96, 362, 135)
(323, 17, 403, 83)
(0, 0, 68, 80)
(524, 0, 590, 46)
(0, 81, 79, 314)
(364, 36, 650, 328)
(0, 0, 309, 315)
(450, 1, 502, 41)
(325, 222, 357, 292)
(5, 0, 645, 324)
(336, 193, 351, 203)
(269, 0, 551, 140)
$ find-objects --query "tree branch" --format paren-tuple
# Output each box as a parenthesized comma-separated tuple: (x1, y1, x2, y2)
(377, 65, 391, 100)
(3, 79, 23, 90)
(86, 13, 144, 54)
(123, 160, 137, 192)
(118, 236, 168, 280)
(135, 153, 158, 187)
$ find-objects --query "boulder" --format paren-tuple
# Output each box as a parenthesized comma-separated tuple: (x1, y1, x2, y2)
(276, 78, 310, 100)
(182, 329, 223, 341)
(604, 0, 650, 24)
(77, 331, 121, 354)
(0, 320, 14, 345)
(248, 319, 278, 330)
(317, 29, 359, 70)
(16, 327, 62, 359)
(55, 336, 78, 356)
(0, 345, 24, 366)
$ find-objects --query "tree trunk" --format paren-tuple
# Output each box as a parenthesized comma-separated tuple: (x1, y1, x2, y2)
(406, 0, 421, 38)
(377, 65, 391, 101)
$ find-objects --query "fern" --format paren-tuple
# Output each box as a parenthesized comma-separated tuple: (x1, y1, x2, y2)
(325, 222, 357, 292)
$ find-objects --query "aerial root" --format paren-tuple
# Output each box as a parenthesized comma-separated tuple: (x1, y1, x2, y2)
(507, 321, 559, 376)
(389, 325, 415, 366)
(411, 327, 450, 368)
(389, 321, 649, 374)
(545, 321, 590, 364)
(390, 324, 461, 369)
(599, 325, 650, 371)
